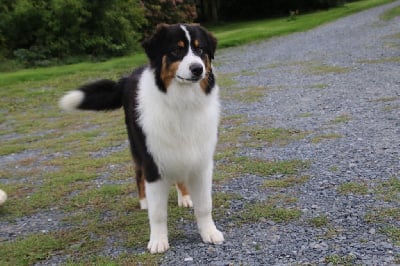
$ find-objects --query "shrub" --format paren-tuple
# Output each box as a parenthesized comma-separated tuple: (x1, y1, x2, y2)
(0, 0, 145, 65)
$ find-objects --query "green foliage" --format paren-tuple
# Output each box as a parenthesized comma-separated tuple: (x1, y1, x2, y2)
(141, 0, 197, 38)
(217, 0, 347, 20)
(0, 0, 145, 65)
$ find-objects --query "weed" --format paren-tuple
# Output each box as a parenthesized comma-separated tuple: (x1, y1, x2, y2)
(309, 215, 329, 227)
(296, 112, 313, 118)
(371, 96, 398, 102)
(231, 86, 269, 103)
(246, 128, 309, 148)
(375, 177, 400, 202)
(329, 114, 351, 124)
(329, 166, 339, 172)
(337, 182, 368, 195)
(381, 226, 400, 245)
(242, 202, 302, 223)
(305, 64, 350, 75)
(309, 83, 328, 89)
(311, 133, 343, 143)
(383, 104, 400, 112)
(365, 208, 400, 223)
(325, 253, 356, 265)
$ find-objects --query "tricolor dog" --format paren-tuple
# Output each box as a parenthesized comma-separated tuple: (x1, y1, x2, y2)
(59, 24, 224, 253)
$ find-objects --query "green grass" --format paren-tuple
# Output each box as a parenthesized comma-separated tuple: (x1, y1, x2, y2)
(337, 181, 369, 195)
(0, 53, 147, 87)
(311, 133, 343, 143)
(329, 114, 352, 124)
(325, 254, 356, 265)
(242, 202, 302, 223)
(263, 175, 310, 189)
(380, 4, 400, 20)
(210, 0, 396, 49)
(309, 215, 329, 227)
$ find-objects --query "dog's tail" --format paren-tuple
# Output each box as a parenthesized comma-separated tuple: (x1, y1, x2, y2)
(59, 78, 127, 112)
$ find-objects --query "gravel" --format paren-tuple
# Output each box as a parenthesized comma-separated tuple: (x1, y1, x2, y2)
(161, 2, 400, 265)
(1, 2, 399, 265)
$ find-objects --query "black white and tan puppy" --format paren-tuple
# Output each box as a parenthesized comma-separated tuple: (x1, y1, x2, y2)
(59, 24, 224, 253)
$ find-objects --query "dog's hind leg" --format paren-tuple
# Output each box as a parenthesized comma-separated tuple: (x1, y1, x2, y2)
(176, 183, 193, 208)
(134, 163, 147, 209)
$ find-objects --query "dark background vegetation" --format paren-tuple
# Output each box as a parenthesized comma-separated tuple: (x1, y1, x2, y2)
(0, 0, 350, 68)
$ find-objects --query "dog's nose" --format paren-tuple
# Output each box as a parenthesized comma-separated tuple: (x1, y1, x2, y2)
(189, 63, 203, 77)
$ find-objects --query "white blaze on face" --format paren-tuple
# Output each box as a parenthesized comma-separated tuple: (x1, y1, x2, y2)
(176, 25, 205, 82)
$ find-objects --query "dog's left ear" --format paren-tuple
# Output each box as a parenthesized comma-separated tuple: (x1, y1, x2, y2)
(203, 27, 217, 60)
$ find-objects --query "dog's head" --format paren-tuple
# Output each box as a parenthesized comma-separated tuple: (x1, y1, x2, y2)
(142, 24, 217, 93)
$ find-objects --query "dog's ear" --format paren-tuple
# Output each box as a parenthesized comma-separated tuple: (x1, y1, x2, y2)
(142, 24, 169, 63)
(201, 26, 217, 60)
(207, 31, 217, 60)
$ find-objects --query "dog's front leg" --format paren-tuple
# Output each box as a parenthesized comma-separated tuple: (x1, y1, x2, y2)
(188, 163, 224, 245)
(146, 179, 169, 253)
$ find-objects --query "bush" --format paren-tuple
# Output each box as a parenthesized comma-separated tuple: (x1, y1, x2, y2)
(0, 0, 145, 66)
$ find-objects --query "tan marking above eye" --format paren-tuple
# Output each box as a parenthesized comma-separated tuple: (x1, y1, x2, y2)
(178, 40, 185, 48)
(194, 39, 199, 48)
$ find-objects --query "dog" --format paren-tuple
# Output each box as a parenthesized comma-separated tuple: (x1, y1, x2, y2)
(59, 24, 224, 253)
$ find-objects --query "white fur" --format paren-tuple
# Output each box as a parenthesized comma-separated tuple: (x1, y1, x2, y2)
(140, 198, 148, 210)
(176, 185, 193, 208)
(137, 60, 223, 252)
(176, 25, 206, 82)
(59, 90, 84, 111)
(0, 189, 7, 205)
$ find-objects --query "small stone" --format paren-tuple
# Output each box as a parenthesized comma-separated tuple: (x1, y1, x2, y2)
(184, 257, 193, 262)
(369, 228, 376, 234)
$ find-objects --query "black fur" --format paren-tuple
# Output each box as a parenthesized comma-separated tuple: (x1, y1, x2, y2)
(121, 67, 161, 183)
(142, 24, 217, 93)
(77, 79, 122, 110)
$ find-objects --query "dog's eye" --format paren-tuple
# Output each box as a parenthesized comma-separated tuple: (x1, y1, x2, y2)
(193, 47, 204, 56)
(170, 47, 185, 57)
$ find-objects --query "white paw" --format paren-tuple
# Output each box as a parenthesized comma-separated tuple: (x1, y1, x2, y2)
(200, 227, 224, 244)
(140, 198, 148, 210)
(147, 238, 170, 253)
(178, 195, 193, 208)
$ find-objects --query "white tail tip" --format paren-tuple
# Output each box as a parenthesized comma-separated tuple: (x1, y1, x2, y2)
(0, 189, 7, 205)
(59, 90, 84, 111)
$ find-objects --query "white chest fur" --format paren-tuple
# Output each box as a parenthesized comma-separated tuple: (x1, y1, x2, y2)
(137, 68, 220, 182)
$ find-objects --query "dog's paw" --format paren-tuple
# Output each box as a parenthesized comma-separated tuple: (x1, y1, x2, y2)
(178, 195, 193, 208)
(147, 238, 169, 253)
(200, 228, 224, 245)
(140, 198, 148, 210)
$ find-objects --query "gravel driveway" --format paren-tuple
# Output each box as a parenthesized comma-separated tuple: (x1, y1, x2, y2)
(161, 2, 400, 265)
